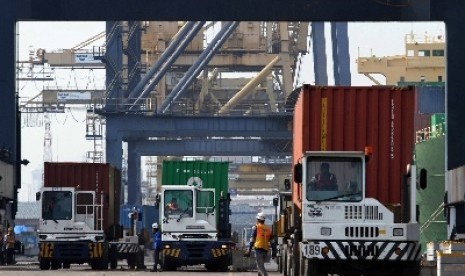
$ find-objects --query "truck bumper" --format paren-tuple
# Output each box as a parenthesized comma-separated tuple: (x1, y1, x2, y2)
(162, 240, 233, 266)
(38, 241, 107, 263)
(300, 240, 421, 261)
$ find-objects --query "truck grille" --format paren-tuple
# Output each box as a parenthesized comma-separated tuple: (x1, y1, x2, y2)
(345, 226, 379, 238)
(365, 206, 383, 220)
(55, 242, 88, 257)
(344, 206, 363, 219)
(186, 243, 207, 258)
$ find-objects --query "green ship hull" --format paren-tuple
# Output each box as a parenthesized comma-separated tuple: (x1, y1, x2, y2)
(416, 133, 447, 251)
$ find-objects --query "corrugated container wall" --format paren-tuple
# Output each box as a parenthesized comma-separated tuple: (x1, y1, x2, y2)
(162, 160, 229, 205)
(292, 85, 415, 210)
(417, 85, 445, 114)
(43, 162, 121, 233)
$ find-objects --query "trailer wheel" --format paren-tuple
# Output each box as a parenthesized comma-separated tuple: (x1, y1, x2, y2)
(39, 260, 50, 270)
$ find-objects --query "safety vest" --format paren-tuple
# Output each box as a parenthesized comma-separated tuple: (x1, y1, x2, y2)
(254, 223, 271, 251)
(5, 233, 15, 249)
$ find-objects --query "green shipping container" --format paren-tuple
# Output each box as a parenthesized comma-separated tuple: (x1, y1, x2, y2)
(161, 160, 229, 205)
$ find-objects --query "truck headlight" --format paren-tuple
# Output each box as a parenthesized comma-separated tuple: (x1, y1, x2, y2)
(320, 227, 332, 236)
(221, 244, 229, 249)
(393, 228, 404, 236)
(95, 236, 104, 241)
(39, 235, 47, 240)
(164, 244, 171, 249)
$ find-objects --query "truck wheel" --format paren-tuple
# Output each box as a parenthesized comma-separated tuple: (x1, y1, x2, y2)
(109, 244, 118, 269)
(127, 253, 137, 269)
(308, 259, 319, 276)
(50, 261, 61, 270)
(62, 262, 71, 269)
(110, 257, 117, 269)
(400, 261, 420, 276)
(39, 260, 50, 270)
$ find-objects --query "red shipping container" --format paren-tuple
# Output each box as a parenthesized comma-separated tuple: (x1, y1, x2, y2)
(43, 162, 121, 233)
(293, 85, 415, 210)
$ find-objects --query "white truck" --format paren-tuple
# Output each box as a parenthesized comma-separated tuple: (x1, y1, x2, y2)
(278, 151, 425, 276)
(36, 162, 145, 270)
(156, 160, 233, 271)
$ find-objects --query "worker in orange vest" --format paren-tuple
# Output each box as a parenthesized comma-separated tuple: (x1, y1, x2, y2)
(244, 212, 275, 276)
(4, 228, 15, 265)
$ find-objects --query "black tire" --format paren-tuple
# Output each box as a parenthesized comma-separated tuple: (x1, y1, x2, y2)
(205, 259, 229, 272)
(109, 244, 118, 269)
(400, 261, 420, 276)
(127, 253, 137, 269)
(161, 256, 177, 271)
(50, 261, 61, 270)
(308, 259, 320, 276)
(39, 260, 51, 270)
(110, 257, 117, 269)
(62, 262, 71, 269)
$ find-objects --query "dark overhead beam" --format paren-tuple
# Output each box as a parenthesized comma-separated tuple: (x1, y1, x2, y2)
(14, 0, 429, 21)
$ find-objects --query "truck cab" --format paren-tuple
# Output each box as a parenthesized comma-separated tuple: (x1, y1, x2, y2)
(296, 151, 421, 275)
(36, 187, 108, 270)
(37, 187, 105, 241)
(161, 185, 217, 236)
(158, 184, 232, 271)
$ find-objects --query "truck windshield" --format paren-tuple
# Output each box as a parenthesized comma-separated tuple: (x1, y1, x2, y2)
(306, 157, 363, 202)
(42, 191, 73, 220)
(164, 190, 193, 218)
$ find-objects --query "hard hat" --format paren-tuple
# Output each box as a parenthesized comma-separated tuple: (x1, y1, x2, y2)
(152, 222, 159, 228)
(256, 212, 266, 221)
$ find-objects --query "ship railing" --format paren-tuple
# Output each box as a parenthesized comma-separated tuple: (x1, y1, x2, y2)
(416, 122, 446, 143)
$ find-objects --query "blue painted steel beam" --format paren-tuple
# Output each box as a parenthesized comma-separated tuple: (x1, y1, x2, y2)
(126, 22, 202, 105)
(127, 143, 142, 205)
(312, 22, 328, 85)
(130, 139, 291, 156)
(127, 21, 142, 95)
(159, 21, 239, 113)
(104, 114, 292, 140)
(105, 21, 124, 111)
(331, 22, 351, 85)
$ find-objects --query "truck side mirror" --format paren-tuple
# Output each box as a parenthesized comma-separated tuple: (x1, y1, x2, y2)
(294, 163, 302, 184)
(273, 197, 279, 207)
(35, 192, 41, 201)
(284, 179, 291, 190)
(154, 194, 160, 207)
(419, 168, 427, 189)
